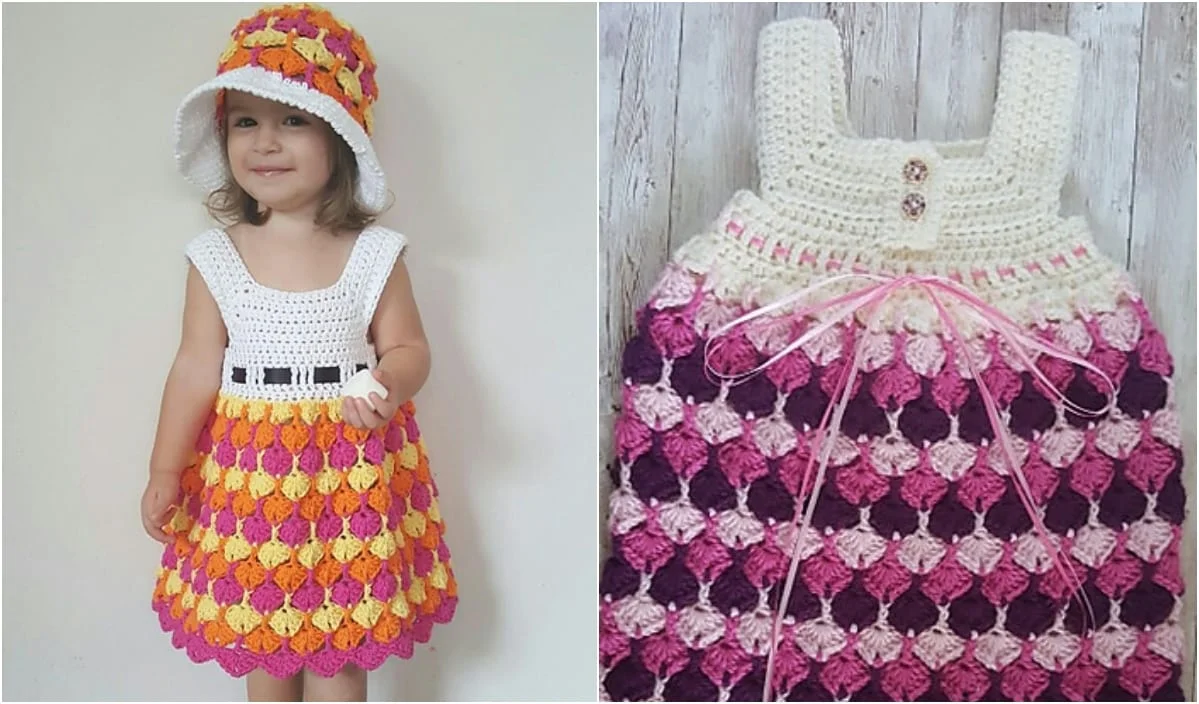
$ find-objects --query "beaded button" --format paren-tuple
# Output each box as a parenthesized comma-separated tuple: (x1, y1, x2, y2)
(901, 192, 926, 220)
(903, 158, 929, 184)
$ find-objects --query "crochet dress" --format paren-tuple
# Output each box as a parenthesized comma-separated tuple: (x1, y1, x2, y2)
(599, 19, 1186, 702)
(152, 226, 458, 678)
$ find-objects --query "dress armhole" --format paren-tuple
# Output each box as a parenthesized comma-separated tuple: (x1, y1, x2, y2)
(362, 228, 410, 327)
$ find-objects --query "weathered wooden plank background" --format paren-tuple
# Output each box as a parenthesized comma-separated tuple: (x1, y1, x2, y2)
(598, 2, 1196, 696)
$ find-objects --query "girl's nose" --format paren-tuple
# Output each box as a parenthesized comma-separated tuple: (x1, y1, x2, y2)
(253, 124, 281, 152)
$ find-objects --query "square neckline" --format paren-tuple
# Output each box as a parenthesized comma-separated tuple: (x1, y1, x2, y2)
(216, 225, 374, 297)
(800, 19, 1065, 169)
(819, 19, 998, 165)
(741, 17, 1087, 263)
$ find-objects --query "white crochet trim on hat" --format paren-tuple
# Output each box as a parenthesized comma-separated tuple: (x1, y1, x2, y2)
(174, 65, 388, 212)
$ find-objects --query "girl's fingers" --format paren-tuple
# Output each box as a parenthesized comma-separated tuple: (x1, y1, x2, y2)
(354, 398, 372, 427)
(367, 393, 390, 420)
(343, 397, 362, 428)
(156, 503, 177, 523)
(144, 515, 171, 543)
(343, 396, 390, 429)
(153, 492, 172, 517)
(354, 398, 378, 429)
(364, 398, 386, 428)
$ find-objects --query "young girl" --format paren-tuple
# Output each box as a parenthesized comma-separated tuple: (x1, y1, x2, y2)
(142, 5, 458, 700)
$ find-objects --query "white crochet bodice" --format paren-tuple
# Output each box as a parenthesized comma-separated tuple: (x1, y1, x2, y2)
(184, 225, 408, 402)
(671, 18, 1134, 337)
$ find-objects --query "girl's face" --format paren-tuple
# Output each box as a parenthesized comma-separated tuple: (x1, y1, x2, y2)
(223, 91, 334, 214)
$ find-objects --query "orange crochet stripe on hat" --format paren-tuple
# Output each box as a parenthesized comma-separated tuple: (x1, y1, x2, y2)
(215, 3, 378, 135)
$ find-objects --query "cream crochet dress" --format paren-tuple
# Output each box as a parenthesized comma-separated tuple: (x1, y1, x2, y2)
(599, 18, 1185, 702)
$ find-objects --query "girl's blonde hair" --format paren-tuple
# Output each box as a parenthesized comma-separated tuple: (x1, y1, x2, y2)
(205, 120, 383, 233)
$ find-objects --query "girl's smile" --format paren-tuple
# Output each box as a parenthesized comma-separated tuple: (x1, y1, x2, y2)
(249, 167, 293, 177)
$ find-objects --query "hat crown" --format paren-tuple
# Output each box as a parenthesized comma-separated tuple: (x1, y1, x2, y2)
(216, 3, 378, 135)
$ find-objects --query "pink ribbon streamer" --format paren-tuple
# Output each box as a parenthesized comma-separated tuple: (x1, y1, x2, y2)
(702, 273, 1116, 702)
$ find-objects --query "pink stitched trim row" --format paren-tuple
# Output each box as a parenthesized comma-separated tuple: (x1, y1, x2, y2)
(722, 216, 1093, 283)
(154, 597, 457, 679)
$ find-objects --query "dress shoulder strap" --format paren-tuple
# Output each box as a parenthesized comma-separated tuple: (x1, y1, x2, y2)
(986, 30, 1083, 192)
(184, 228, 243, 319)
(351, 226, 409, 327)
(754, 18, 852, 189)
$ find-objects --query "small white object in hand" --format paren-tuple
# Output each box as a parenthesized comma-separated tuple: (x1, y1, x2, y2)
(341, 369, 389, 411)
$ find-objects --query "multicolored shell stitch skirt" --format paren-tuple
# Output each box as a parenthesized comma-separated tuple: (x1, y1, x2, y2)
(599, 231, 1186, 701)
(152, 394, 458, 678)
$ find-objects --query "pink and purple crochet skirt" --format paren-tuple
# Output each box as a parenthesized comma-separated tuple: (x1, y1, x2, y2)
(599, 215, 1186, 701)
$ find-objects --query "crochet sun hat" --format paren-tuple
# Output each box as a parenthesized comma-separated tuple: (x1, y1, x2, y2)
(174, 3, 387, 211)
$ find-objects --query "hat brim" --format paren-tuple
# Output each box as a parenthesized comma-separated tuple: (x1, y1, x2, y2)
(174, 65, 388, 212)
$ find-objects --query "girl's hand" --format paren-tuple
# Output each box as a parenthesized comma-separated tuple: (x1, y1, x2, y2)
(342, 367, 399, 430)
(141, 472, 180, 544)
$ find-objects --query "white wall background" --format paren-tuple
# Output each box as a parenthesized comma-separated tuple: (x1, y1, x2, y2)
(3, 3, 597, 701)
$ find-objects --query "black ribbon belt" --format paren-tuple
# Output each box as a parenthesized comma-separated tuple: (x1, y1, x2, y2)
(231, 363, 368, 385)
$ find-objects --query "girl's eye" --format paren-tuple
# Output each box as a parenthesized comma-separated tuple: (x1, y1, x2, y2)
(284, 116, 308, 126)
(233, 117, 256, 128)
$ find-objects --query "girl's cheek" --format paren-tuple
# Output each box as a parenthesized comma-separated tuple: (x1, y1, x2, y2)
(225, 134, 251, 155)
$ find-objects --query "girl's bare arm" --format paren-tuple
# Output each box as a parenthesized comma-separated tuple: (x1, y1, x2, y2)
(149, 264, 228, 477)
(371, 257, 432, 406)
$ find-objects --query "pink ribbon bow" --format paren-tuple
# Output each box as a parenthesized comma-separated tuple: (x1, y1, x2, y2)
(702, 272, 1116, 702)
